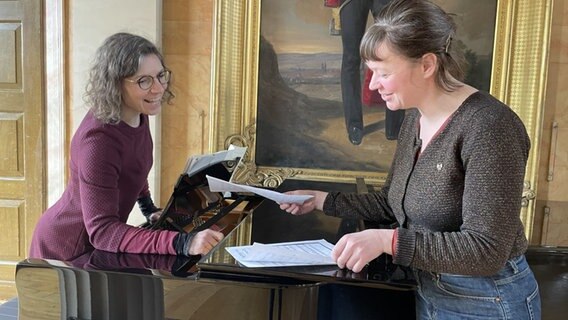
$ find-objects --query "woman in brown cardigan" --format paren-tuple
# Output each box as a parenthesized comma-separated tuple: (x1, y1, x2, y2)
(280, 1, 541, 319)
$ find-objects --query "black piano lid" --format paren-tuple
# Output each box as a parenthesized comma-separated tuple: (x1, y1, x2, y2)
(147, 160, 249, 233)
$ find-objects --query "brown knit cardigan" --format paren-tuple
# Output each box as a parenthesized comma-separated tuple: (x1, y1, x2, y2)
(323, 91, 530, 276)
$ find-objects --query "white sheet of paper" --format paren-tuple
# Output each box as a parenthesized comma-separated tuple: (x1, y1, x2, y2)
(184, 145, 246, 177)
(206, 175, 313, 204)
(225, 239, 335, 267)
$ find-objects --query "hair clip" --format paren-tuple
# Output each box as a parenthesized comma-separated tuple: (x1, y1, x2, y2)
(444, 36, 452, 54)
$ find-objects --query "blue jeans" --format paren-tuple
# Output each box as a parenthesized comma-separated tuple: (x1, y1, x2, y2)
(414, 255, 541, 319)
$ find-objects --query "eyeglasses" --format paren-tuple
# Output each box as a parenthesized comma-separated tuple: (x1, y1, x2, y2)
(125, 70, 171, 90)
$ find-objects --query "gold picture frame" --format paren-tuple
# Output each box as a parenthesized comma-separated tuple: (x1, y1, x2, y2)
(209, 0, 551, 239)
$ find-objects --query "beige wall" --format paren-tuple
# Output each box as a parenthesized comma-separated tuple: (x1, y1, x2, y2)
(160, 1, 214, 203)
(68, 0, 162, 132)
(64, 0, 162, 226)
(534, 0, 568, 246)
(48, 0, 213, 225)
(64, 0, 216, 224)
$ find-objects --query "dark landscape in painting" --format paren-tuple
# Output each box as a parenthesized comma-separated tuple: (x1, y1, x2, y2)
(255, 37, 394, 172)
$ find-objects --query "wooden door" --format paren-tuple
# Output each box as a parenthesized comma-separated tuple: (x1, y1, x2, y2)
(0, 0, 44, 301)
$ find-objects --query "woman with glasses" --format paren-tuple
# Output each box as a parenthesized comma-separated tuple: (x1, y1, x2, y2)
(29, 33, 223, 261)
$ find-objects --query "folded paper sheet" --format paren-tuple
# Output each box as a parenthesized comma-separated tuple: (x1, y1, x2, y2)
(225, 239, 335, 267)
(206, 175, 313, 205)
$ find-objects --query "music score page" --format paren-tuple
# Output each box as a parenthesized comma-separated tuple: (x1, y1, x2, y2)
(225, 239, 336, 267)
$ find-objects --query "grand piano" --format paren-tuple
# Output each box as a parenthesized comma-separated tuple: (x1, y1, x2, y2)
(15, 160, 417, 320)
(14, 160, 567, 319)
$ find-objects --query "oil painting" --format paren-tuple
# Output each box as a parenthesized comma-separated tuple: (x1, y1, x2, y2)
(255, 0, 497, 173)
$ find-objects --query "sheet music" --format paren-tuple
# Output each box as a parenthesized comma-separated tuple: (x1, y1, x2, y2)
(206, 175, 313, 205)
(225, 239, 335, 267)
(184, 145, 247, 177)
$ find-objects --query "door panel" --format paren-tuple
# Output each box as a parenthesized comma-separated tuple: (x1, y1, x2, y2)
(0, 0, 44, 301)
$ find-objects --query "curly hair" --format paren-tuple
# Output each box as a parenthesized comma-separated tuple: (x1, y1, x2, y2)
(360, 0, 467, 92)
(84, 32, 175, 124)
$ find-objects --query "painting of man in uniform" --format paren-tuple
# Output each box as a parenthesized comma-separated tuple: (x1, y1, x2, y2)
(255, 0, 497, 173)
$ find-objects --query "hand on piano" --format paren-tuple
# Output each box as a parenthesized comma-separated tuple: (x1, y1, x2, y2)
(279, 190, 328, 215)
(187, 228, 224, 255)
(332, 229, 395, 273)
(147, 210, 162, 223)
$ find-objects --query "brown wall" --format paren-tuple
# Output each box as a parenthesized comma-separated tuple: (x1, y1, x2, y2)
(161, 1, 214, 201)
(534, 0, 568, 246)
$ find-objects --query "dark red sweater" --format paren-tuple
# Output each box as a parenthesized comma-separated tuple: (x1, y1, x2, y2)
(29, 111, 177, 260)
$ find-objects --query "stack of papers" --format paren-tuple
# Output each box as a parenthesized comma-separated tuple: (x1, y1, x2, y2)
(225, 239, 336, 267)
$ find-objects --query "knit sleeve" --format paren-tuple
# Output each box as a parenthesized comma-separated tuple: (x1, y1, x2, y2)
(139, 180, 151, 198)
(322, 178, 397, 224)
